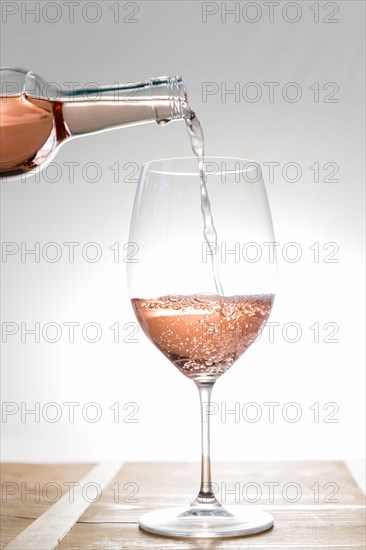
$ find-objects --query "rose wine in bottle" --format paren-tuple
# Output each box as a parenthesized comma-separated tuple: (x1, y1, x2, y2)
(0, 68, 190, 179)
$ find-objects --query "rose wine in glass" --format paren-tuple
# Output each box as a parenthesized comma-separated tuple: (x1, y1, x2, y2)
(132, 294, 273, 380)
(127, 157, 276, 538)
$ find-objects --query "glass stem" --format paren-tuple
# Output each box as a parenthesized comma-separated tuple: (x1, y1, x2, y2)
(191, 380, 221, 508)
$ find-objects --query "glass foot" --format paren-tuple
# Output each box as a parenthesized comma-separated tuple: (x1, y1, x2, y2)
(139, 506, 274, 538)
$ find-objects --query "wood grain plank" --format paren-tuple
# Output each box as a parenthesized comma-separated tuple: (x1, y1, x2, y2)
(57, 508, 366, 549)
(79, 460, 365, 524)
(1, 462, 365, 549)
(3, 462, 123, 550)
(1, 464, 94, 521)
(0, 464, 94, 485)
(0, 464, 94, 547)
(0, 517, 33, 550)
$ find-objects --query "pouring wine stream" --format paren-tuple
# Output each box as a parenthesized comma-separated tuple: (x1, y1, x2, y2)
(186, 113, 224, 297)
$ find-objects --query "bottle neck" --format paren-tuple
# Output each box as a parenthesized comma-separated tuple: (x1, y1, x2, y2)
(57, 76, 191, 136)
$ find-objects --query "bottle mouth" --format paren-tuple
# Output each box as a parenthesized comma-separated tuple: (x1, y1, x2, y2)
(149, 76, 192, 123)
(167, 76, 191, 119)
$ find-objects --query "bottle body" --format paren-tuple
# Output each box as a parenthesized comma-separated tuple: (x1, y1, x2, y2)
(0, 68, 190, 178)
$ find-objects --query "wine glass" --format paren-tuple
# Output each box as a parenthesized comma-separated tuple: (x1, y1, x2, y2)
(127, 157, 277, 538)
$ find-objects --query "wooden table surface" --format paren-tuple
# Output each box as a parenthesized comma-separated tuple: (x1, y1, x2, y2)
(1, 461, 365, 549)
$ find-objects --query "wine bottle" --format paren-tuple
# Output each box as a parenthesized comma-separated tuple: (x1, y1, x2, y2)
(0, 68, 191, 179)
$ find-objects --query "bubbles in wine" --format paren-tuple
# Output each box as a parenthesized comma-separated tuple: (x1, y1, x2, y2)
(132, 294, 274, 381)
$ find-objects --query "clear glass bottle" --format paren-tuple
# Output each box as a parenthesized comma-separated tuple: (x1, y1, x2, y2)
(0, 68, 191, 179)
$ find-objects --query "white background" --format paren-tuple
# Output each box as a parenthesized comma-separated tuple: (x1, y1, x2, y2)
(0, 1, 365, 462)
